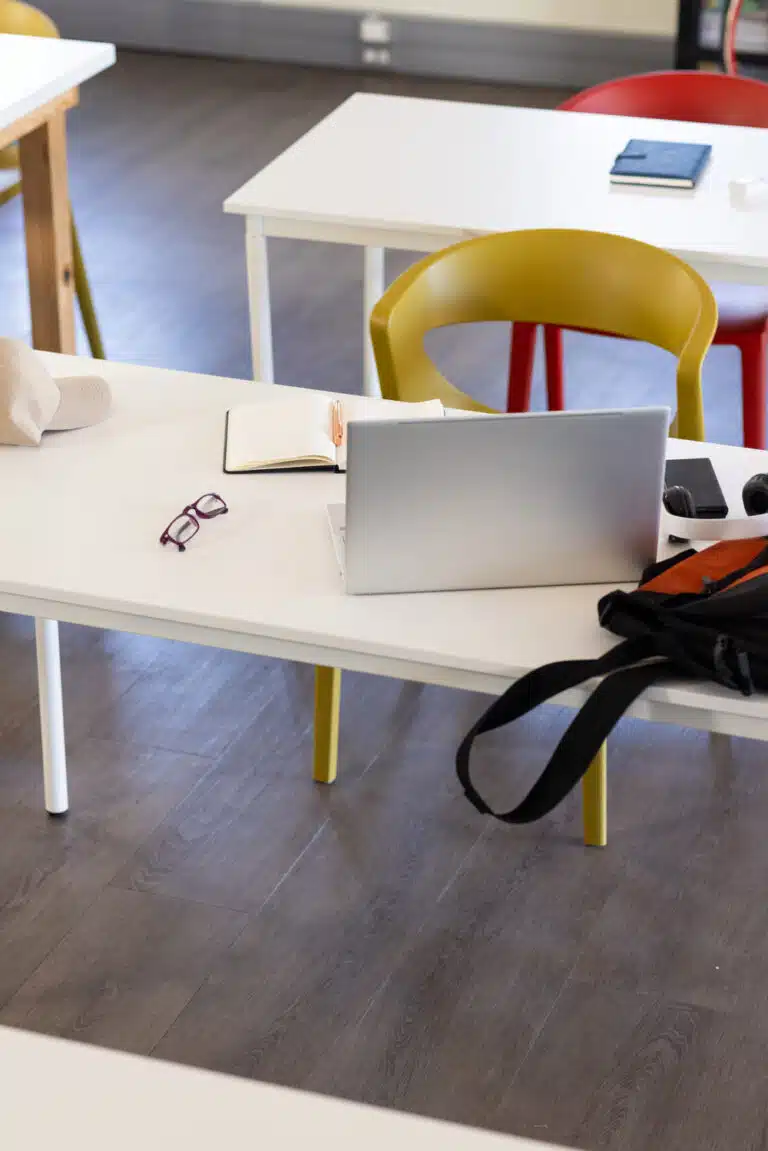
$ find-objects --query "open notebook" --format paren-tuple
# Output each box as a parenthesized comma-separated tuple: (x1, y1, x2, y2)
(223, 392, 445, 474)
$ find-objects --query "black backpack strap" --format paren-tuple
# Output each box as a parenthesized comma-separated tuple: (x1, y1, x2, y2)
(456, 635, 675, 824)
(640, 548, 697, 583)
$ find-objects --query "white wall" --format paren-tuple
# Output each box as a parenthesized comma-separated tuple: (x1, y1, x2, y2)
(243, 0, 678, 38)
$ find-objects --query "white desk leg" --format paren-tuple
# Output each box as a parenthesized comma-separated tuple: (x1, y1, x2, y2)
(245, 218, 275, 383)
(363, 246, 385, 397)
(35, 618, 68, 816)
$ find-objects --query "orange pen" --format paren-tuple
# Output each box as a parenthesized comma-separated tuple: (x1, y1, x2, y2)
(331, 399, 344, 447)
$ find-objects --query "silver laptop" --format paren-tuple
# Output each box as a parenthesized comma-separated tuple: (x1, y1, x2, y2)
(328, 408, 669, 595)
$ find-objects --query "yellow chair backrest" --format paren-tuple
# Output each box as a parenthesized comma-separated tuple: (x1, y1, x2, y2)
(370, 229, 718, 440)
(0, 1, 58, 37)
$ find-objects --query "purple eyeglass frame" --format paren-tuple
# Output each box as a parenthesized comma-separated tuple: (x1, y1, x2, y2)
(160, 493, 228, 552)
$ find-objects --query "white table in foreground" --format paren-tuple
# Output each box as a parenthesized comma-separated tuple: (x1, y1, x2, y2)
(224, 92, 768, 396)
(1, 1025, 572, 1151)
(6, 355, 768, 817)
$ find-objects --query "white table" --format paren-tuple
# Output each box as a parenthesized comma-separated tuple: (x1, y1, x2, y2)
(0, 34, 114, 130)
(0, 34, 115, 352)
(6, 354, 768, 825)
(2, 1025, 572, 1151)
(224, 92, 768, 396)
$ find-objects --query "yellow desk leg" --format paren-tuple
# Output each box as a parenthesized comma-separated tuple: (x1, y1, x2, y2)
(582, 742, 607, 848)
(313, 666, 341, 784)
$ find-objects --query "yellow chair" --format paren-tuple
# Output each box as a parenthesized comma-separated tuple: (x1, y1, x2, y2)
(364, 228, 717, 845)
(0, 0, 105, 358)
(372, 229, 716, 438)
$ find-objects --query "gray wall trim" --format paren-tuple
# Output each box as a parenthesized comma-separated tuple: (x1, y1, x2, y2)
(42, 0, 674, 87)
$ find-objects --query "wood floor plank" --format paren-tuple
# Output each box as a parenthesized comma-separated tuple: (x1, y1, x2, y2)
(0, 886, 247, 1054)
(86, 641, 286, 759)
(108, 666, 454, 913)
(495, 982, 768, 1151)
(0, 736, 214, 834)
(0, 618, 160, 759)
(570, 727, 768, 1016)
(0, 804, 141, 1009)
(151, 740, 488, 1082)
(305, 820, 620, 1129)
(109, 744, 333, 914)
(216, 664, 432, 786)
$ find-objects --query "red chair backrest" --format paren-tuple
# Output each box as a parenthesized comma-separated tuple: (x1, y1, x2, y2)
(560, 70, 768, 129)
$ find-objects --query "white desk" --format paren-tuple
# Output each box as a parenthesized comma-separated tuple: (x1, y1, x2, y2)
(7, 355, 768, 822)
(0, 34, 115, 352)
(0, 34, 114, 131)
(224, 92, 768, 395)
(1, 1024, 572, 1151)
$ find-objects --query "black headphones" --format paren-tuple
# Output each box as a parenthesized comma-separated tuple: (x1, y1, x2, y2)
(663, 472, 768, 541)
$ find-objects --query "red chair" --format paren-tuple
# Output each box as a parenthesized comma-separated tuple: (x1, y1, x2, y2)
(507, 71, 768, 448)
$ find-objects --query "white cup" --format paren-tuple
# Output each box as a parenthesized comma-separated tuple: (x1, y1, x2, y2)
(729, 178, 768, 208)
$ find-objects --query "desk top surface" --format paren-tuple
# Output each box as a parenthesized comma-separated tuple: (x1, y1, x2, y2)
(0, 34, 115, 133)
(225, 93, 768, 280)
(1, 1025, 571, 1151)
(2, 353, 767, 725)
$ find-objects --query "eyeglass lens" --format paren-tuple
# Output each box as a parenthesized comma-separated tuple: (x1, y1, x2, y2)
(192, 494, 227, 518)
(167, 514, 199, 545)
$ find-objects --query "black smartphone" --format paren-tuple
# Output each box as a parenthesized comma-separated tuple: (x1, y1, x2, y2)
(665, 457, 728, 519)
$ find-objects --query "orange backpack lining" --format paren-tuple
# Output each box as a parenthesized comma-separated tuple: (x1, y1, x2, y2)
(642, 540, 768, 596)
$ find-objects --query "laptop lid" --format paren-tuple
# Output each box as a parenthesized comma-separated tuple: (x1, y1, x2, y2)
(343, 408, 669, 595)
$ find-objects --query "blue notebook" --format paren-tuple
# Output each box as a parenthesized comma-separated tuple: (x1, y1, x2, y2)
(610, 139, 712, 189)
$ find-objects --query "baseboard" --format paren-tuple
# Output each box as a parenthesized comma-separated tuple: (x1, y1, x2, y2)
(42, 0, 674, 87)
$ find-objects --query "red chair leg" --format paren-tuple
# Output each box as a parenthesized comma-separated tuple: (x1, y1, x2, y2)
(543, 325, 565, 411)
(738, 328, 768, 450)
(507, 322, 537, 412)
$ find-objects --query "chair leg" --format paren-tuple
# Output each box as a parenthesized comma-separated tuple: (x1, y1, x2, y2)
(313, 666, 341, 784)
(71, 215, 105, 360)
(543, 325, 565, 411)
(0, 185, 104, 358)
(738, 329, 767, 450)
(582, 742, 607, 848)
(0, 180, 21, 209)
(506, 322, 537, 412)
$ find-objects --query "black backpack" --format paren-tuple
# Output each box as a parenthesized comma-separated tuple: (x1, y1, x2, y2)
(456, 538, 768, 825)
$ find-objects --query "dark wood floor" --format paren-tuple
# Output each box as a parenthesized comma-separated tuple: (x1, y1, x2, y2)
(0, 52, 766, 1150)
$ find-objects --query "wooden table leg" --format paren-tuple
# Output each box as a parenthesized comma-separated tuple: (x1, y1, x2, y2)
(18, 109, 76, 353)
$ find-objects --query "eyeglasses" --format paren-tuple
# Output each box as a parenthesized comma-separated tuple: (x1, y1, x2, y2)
(160, 493, 228, 552)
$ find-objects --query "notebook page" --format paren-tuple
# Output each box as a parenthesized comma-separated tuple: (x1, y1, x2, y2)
(335, 398, 445, 471)
(226, 393, 335, 471)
